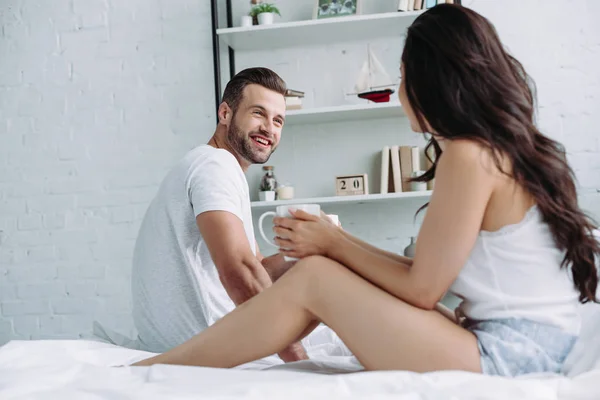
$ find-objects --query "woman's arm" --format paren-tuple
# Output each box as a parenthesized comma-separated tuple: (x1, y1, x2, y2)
(326, 232, 424, 304)
(339, 230, 413, 266)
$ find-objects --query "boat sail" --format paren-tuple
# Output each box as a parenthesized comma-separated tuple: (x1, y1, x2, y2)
(353, 46, 396, 103)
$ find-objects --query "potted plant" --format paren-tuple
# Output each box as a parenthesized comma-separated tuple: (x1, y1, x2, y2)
(249, 3, 281, 25)
(258, 179, 276, 201)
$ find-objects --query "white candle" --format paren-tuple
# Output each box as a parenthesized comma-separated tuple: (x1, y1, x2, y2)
(276, 186, 294, 200)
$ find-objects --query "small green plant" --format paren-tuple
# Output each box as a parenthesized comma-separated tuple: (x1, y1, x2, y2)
(249, 3, 281, 17)
(260, 179, 275, 191)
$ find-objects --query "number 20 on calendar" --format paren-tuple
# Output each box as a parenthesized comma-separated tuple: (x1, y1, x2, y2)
(335, 174, 369, 196)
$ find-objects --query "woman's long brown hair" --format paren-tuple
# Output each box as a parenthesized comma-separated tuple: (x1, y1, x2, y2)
(403, 4, 599, 303)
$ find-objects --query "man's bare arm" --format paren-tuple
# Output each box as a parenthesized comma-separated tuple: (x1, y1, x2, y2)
(197, 211, 272, 305)
(196, 211, 307, 361)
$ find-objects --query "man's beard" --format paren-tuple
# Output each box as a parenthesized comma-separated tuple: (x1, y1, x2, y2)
(227, 117, 276, 164)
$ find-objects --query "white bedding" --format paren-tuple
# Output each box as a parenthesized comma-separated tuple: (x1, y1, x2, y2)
(0, 332, 599, 400)
(2, 301, 599, 399)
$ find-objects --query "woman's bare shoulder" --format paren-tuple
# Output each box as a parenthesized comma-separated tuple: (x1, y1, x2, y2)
(438, 139, 502, 178)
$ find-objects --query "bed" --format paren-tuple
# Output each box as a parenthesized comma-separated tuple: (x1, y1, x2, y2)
(1, 304, 599, 399)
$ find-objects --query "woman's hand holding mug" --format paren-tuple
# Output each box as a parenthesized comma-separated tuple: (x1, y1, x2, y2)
(257, 204, 341, 261)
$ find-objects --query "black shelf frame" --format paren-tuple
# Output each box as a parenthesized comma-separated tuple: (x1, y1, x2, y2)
(210, 0, 236, 120)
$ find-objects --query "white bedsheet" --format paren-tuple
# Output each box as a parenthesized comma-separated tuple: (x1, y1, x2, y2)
(2, 298, 599, 399)
(0, 337, 598, 400)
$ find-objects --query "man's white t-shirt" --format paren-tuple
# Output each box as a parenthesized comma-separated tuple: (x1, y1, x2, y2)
(132, 145, 255, 353)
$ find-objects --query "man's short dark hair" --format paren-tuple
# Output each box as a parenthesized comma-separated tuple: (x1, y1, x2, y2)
(221, 67, 287, 113)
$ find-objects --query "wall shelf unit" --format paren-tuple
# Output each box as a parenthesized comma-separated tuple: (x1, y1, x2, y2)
(251, 191, 432, 211)
(216, 11, 422, 51)
(285, 103, 404, 126)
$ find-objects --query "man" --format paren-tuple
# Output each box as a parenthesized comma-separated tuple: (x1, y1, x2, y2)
(131, 67, 307, 362)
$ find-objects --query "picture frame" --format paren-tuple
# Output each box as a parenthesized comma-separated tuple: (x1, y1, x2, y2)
(313, 0, 362, 20)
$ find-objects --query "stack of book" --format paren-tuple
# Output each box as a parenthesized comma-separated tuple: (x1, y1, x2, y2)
(380, 145, 435, 193)
(284, 89, 304, 110)
(398, 0, 461, 12)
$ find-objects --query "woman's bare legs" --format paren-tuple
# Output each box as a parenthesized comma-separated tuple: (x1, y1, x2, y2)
(133, 256, 481, 373)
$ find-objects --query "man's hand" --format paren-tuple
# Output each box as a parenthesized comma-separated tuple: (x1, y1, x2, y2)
(277, 341, 309, 363)
(261, 253, 297, 282)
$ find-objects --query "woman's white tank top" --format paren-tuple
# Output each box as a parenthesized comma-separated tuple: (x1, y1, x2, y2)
(450, 205, 582, 335)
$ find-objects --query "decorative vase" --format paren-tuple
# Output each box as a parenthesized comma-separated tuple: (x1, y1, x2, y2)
(259, 191, 275, 201)
(403, 236, 417, 258)
(258, 12, 274, 25)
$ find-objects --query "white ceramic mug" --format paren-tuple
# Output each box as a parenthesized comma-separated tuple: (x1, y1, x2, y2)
(327, 214, 339, 226)
(258, 204, 321, 261)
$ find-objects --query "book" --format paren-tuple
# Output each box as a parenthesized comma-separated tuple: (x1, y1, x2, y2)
(414, 0, 424, 10)
(411, 146, 421, 172)
(425, 0, 436, 8)
(390, 145, 402, 193)
(380, 146, 390, 193)
(399, 146, 415, 192)
(398, 0, 409, 12)
(425, 145, 436, 190)
(284, 89, 304, 98)
(285, 96, 302, 110)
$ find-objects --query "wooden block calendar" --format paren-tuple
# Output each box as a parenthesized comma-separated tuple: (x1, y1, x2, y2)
(335, 174, 369, 196)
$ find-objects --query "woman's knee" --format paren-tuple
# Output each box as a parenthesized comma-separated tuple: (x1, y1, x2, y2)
(295, 255, 327, 270)
(288, 256, 347, 305)
(283, 255, 325, 289)
(293, 255, 345, 279)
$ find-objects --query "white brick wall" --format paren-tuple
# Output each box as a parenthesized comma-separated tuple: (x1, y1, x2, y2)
(0, 0, 214, 343)
(0, 0, 599, 344)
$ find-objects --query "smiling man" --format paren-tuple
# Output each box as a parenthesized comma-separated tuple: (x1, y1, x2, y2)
(131, 68, 308, 362)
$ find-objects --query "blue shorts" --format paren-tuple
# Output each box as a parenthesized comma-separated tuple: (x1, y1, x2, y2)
(462, 318, 578, 377)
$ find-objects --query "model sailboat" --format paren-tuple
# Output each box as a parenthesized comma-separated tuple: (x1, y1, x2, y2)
(353, 46, 396, 103)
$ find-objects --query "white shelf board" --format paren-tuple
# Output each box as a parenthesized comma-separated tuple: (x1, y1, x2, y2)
(285, 103, 404, 125)
(251, 191, 432, 210)
(217, 11, 423, 51)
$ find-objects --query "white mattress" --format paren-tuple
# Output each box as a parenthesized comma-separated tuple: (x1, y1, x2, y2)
(0, 335, 598, 400)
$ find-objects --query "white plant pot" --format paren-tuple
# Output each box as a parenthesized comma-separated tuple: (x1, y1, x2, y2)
(258, 12, 274, 25)
(240, 15, 252, 27)
(259, 191, 275, 201)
